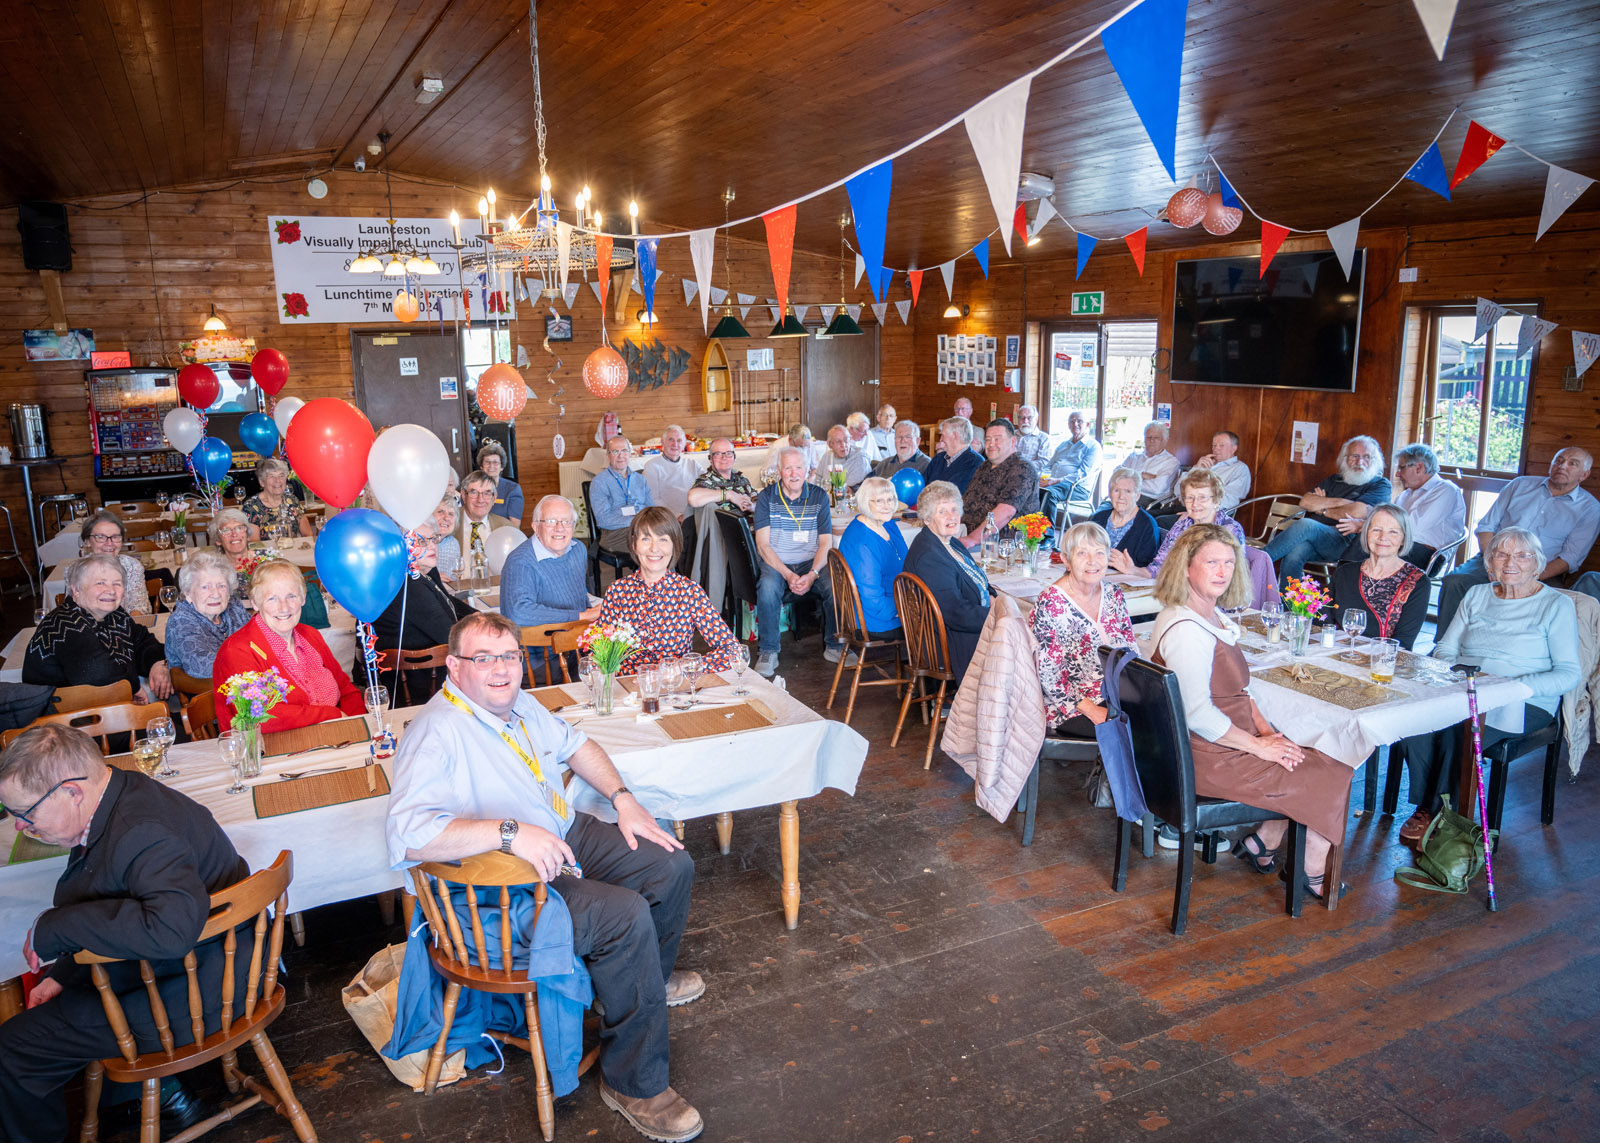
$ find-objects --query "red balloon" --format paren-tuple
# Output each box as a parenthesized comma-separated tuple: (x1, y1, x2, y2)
(176, 364, 220, 409)
(583, 346, 629, 399)
(1166, 187, 1208, 229)
(1202, 192, 1243, 236)
(477, 363, 528, 421)
(251, 348, 291, 395)
(283, 398, 376, 509)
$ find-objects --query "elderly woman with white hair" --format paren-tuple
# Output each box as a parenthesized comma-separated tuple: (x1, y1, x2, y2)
(1395, 525, 1582, 843)
(24, 554, 172, 700)
(902, 480, 991, 683)
(209, 507, 259, 597)
(1031, 522, 1135, 736)
(1330, 504, 1430, 651)
(838, 476, 909, 635)
(242, 456, 313, 541)
(75, 510, 153, 615)
(162, 549, 251, 678)
(432, 496, 463, 580)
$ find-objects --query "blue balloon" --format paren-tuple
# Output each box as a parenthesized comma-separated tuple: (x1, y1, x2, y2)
(314, 508, 407, 624)
(890, 466, 925, 507)
(239, 411, 279, 456)
(192, 437, 233, 484)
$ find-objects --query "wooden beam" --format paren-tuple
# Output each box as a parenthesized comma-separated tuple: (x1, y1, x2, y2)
(39, 270, 67, 334)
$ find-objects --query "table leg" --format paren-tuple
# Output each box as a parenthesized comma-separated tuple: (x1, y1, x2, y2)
(779, 800, 799, 929)
(0, 977, 23, 1026)
(716, 811, 732, 855)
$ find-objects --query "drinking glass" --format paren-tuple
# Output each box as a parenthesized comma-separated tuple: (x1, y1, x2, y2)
(364, 685, 390, 732)
(1260, 595, 1283, 641)
(31, 607, 44, 628)
(147, 715, 178, 777)
(730, 645, 751, 696)
(159, 586, 179, 612)
(155, 530, 172, 552)
(219, 730, 248, 794)
(156, 491, 170, 510)
(1369, 637, 1400, 683)
(659, 657, 684, 705)
(679, 652, 705, 706)
(133, 736, 163, 778)
(1341, 608, 1368, 648)
(637, 665, 662, 715)
(579, 655, 600, 706)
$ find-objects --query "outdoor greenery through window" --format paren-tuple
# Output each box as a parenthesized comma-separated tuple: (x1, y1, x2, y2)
(1046, 321, 1156, 462)
(461, 327, 512, 389)
(1424, 309, 1531, 475)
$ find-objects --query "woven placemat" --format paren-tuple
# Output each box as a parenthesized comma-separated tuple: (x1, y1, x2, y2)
(252, 765, 390, 818)
(531, 685, 582, 712)
(657, 700, 773, 740)
(9, 832, 68, 864)
(263, 718, 369, 757)
(1251, 663, 1404, 710)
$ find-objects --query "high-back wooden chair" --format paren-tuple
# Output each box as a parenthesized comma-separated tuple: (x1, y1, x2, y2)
(409, 851, 597, 1141)
(170, 667, 212, 698)
(520, 622, 585, 686)
(824, 549, 905, 725)
(144, 577, 165, 610)
(890, 572, 956, 770)
(183, 691, 220, 741)
(75, 851, 317, 1143)
(374, 644, 452, 705)
(53, 680, 133, 714)
(122, 519, 169, 540)
(106, 500, 162, 518)
(1, 700, 170, 752)
(579, 480, 636, 593)
(1237, 494, 1306, 550)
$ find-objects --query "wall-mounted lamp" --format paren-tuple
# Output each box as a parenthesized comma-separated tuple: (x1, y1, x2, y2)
(637, 308, 658, 325)
(202, 304, 228, 332)
(943, 303, 970, 319)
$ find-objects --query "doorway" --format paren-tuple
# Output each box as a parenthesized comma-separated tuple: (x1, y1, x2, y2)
(802, 324, 881, 433)
(350, 330, 473, 477)
(1042, 320, 1156, 468)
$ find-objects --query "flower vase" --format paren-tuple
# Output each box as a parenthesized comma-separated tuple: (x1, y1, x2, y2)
(1285, 613, 1312, 658)
(236, 723, 263, 778)
(595, 672, 617, 716)
(1024, 543, 1041, 576)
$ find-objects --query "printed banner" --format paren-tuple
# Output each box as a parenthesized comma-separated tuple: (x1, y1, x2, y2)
(1575, 331, 1600, 380)
(1536, 164, 1595, 241)
(1515, 315, 1558, 359)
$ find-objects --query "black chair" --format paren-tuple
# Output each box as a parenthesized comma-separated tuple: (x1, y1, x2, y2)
(1015, 729, 1099, 847)
(715, 507, 819, 645)
(1482, 712, 1565, 845)
(1099, 647, 1315, 933)
(580, 479, 636, 594)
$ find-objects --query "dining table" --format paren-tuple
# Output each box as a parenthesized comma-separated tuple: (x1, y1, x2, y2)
(988, 566, 1162, 618)
(41, 537, 323, 612)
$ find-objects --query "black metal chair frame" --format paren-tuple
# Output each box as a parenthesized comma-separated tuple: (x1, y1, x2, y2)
(579, 479, 637, 595)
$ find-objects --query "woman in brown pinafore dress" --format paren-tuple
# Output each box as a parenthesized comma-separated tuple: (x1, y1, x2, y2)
(1150, 524, 1353, 899)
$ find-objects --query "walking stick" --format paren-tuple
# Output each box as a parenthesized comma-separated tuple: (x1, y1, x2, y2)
(1453, 664, 1499, 911)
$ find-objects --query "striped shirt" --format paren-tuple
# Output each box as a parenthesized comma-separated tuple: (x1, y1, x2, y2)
(754, 482, 831, 565)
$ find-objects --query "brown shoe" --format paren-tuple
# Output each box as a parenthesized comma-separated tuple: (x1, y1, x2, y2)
(1399, 809, 1433, 845)
(598, 1080, 704, 1142)
(665, 969, 705, 1007)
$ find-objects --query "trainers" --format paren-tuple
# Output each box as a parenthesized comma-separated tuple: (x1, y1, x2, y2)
(755, 651, 779, 677)
(599, 1080, 704, 1142)
(822, 644, 858, 666)
(1155, 824, 1226, 851)
(665, 969, 705, 1007)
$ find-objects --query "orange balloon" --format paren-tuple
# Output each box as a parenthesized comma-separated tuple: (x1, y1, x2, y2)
(1166, 187, 1208, 229)
(477, 363, 528, 421)
(1202, 192, 1243, 236)
(392, 290, 419, 323)
(583, 346, 629, 399)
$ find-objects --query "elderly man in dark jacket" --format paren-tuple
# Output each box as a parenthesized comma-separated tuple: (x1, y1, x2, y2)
(0, 725, 250, 1143)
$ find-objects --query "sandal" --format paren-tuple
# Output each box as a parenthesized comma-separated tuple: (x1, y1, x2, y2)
(1305, 873, 1351, 902)
(1230, 831, 1277, 874)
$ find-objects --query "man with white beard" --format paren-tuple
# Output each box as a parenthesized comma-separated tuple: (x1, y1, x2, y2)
(1265, 435, 1393, 588)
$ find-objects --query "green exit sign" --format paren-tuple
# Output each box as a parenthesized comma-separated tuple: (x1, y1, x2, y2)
(1071, 291, 1105, 316)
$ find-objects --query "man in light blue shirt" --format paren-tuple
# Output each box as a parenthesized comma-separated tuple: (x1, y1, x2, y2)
(1041, 411, 1102, 521)
(386, 612, 705, 1141)
(1013, 405, 1054, 470)
(589, 435, 654, 560)
(1437, 447, 1598, 633)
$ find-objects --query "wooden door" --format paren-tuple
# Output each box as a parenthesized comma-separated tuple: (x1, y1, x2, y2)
(350, 331, 472, 476)
(802, 324, 881, 432)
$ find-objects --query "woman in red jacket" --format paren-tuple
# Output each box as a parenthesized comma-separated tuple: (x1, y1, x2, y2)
(212, 560, 364, 733)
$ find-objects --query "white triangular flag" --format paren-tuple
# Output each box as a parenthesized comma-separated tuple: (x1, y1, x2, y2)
(871, 302, 887, 325)
(738, 292, 755, 320)
(1536, 164, 1595, 241)
(847, 305, 861, 321)
(688, 227, 716, 332)
(556, 222, 573, 292)
(940, 261, 956, 300)
(1325, 216, 1361, 279)
(1575, 331, 1600, 379)
(1030, 197, 1058, 238)
(1474, 297, 1510, 342)
(1516, 315, 1558, 359)
(562, 282, 579, 308)
(683, 279, 698, 305)
(516, 344, 530, 368)
(895, 299, 911, 324)
(525, 276, 546, 301)
(710, 285, 727, 305)
(768, 305, 780, 323)
(793, 304, 810, 324)
(854, 253, 866, 287)
(1410, 0, 1459, 61)
(820, 305, 837, 324)
(588, 280, 606, 306)
(963, 74, 1032, 255)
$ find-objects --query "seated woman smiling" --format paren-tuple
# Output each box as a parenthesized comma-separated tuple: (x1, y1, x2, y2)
(1031, 522, 1136, 736)
(24, 554, 172, 702)
(163, 548, 251, 679)
(212, 560, 364, 733)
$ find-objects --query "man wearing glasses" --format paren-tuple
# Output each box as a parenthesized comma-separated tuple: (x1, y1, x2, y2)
(687, 439, 756, 513)
(0, 725, 248, 1142)
(501, 495, 601, 631)
(386, 612, 704, 1142)
(456, 470, 517, 576)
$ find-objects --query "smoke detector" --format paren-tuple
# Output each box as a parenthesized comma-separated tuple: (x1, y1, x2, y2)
(1017, 172, 1055, 201)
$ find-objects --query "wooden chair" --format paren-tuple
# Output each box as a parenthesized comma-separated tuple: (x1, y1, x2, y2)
(170, 667, 212, 697)
(579, 480, 637, 594)
(375, 644, 452, 705)
(122, 520, 170, 539)
(890, 572, 956, 770)
(409, 851, 598, 1141)
(144, 577, 164, 610)
(52, 680, 133, 714)
(0, 700, 170, 752)
(76, 851, 317, 1143)
(1236, 494, 1306, 550)
(520, 622, 585, 685)
(824, 549, 905, 724)
(106, 500, 162, 517)
(183, 691, 219, 741)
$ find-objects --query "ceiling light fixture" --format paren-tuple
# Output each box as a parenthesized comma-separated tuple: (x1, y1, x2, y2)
(348, 132, 441, 278)
(768, 308, 809, 338)
(823, 216, 865, 337)
(708, 189, 751, 340)
(202, 304, 227, 333)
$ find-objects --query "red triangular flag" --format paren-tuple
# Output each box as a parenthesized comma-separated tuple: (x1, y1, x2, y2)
(1260, 221, 1290, 270)
(1012, 202, 1028, 242)
(762, 205, 798, 317)
(1450, 121, 1507, 190)
(908, 269, 923, 307)
(596, 235, 613, 311)
(1124, 227, 1148, 276)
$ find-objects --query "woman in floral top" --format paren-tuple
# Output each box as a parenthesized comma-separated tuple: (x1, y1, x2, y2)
(242, 457, 312, 541)
(1111, 468, 1244, 580)
(1031, 521, 1136, 735)
(596, 506, 742, 673)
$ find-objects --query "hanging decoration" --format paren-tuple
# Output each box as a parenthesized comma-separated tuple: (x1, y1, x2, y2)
(1166, 179, 1207, 228)
(238, 412, 278, 456)
(845, 162, 894, 301)
(689, 228, 716, 331)
(973, 239, 989, 279)
(1202, 193, 1242, 235)
(895, 300, 912, 324)
(272, 396, 305, 437)
(1125, 227, 1148, 276)
(762, 205, 798, 317)
(1325, 217, 1362, 279)
(1515, 315, 1559, 360)
(283, 398, 376, 509)
(908, 269, 924, 307)
(583, 346, 629, 399)
(1409, 0, 1460, 61)
(392, 290, 420, 323)
(1074, 232, 1097, 279)
(1259, 221, 1290, 270)
(1473, 297, 1511, 342)
(939, 262, 956, 300)
(964, 76, 1032, 254)
(163, 407, 204, 454)
(636, 238, 660, 319)
(1536, 164, 1595, 240)
(250, 348, 291, 396)
(1218, 173, 1240, 209)
(1450, 121, 1506, 189)
(1403, 143, 1452, 200)
(367, 424, 451, 532)
(870, 302, 887, 326)
(477, 363, 529, 421)
(1574, 332, 1600, 380)
(1099, 0, 1190, 181)
(177, 363, 220, 408)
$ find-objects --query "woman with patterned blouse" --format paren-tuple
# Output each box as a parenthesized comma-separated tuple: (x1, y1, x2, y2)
(209, 508, 261, 598)
(596, 506, 742, 673)
(242, 457, 313, 541)
(1030, 522, 1135, 736)
(1330, 504, 1430, 650)
(1111, 468, 1244, 580)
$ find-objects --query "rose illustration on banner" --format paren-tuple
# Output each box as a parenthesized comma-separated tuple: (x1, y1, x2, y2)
(274, 220, 302, 244)
(281, 293, 309, 319)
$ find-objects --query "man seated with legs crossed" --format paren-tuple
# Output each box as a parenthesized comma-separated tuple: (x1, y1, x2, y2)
(1265, 435, 1392, 588)
(386, 612, 703, 1142)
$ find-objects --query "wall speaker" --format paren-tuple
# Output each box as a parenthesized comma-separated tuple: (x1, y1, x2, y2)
(17, 201, 71, 272)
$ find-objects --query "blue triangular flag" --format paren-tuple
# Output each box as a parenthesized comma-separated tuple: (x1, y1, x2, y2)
(875, 267, 894, 300)
(636, 239, 660, 314)
(846, 161, 894, 302)
(1100, 0, 1190, 182)
(1219, 172, 1240, 209)
(1404, 143, 1452, 201)
(973, 238, 989, 279)
(1075, 232, 1098, 279)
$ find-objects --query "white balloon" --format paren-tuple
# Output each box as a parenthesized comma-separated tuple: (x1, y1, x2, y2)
(485, 526, 527, 575)
(367, 424, 450, 531)
(163, 407, 203, 454)
(272, 396, 306, 437)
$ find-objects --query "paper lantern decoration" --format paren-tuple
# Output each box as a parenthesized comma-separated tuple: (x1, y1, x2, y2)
(249, 348, 290, 395)
(582, 345, 629, 399)
(1202, 192, 1243, 236)
(392, 290, 419, 323)
(176, 363, 220, 409)
(1166, 186, 1208, 229)
(476, 363, 528, 421)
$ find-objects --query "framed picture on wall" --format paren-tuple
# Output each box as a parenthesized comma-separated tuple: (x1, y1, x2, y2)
(1005, 335, 1020, 367)
(938, 335, 949, 352)
(985, 336, 997, 352)
(545, 312, 573, 341)
(964, 368, 978, 385)
(943, 367, 957, 384)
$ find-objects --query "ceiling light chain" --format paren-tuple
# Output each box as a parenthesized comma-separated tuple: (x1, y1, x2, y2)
(528, 0, 548, 187)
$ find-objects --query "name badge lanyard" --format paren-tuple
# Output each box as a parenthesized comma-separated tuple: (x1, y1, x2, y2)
(443, 689, 569, 822)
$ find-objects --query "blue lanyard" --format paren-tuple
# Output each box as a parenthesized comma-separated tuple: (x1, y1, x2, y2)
(610, 469, 632, 499)
(950, 540, 990, 603)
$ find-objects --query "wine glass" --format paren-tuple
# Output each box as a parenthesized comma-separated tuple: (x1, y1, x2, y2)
(147, 715, 178, 777)
(159, 585, 179, 612)
(730, 645, 751, 696)
(219, 730, 248, 794)
(1341, 608, 1368, 649)
(1260, 595, 1283, 641)
(679, 652, 705, 706)
(31, 606, 44, 628)
(659, 657, 684, 707)
(156, 491, 170, 510)
(579, 655, 601, 707)
(155, 529, 172, 552)
(364, 685, 390, 733)
(133, 736, 163, 778)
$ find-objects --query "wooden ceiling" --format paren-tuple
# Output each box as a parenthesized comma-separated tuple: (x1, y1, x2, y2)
(3, 0, 1597, 264)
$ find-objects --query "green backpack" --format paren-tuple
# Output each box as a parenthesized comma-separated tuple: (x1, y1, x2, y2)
(1394, 796, 1494, 894)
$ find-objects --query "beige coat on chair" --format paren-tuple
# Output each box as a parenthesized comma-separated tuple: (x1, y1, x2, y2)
(1556, 588, 1600, 776)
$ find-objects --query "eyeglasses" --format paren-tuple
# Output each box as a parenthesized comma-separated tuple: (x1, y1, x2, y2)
(458, 651, 524, 667)
(88, 531, 122, 543)
(537, 519, 575, 530)
(710, 450, 735, 459)
(218, 525, 248, 536)
(0, 776, 86, 827)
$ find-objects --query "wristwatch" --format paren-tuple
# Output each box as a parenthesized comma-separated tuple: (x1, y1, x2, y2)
(608, 786, 631, 808)
(499, 819, 519, 854)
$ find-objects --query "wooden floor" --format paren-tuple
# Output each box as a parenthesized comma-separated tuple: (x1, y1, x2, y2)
(48, 629, 1600, 1142)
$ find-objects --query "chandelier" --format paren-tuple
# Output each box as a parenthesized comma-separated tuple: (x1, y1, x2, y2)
(459, 0, 635, 283)
(348, 133, 441, 277)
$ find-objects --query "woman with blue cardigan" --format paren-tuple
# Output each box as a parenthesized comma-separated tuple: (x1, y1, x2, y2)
(838, 477, 909, 636)
(901, 480, 992, 684)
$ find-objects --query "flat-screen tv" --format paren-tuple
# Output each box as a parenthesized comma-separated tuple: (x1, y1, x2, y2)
(1170, 250, 1365, 390)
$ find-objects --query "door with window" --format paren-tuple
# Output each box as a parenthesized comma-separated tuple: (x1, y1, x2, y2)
(350, 330, 473, 476)
(1042, 320, 1156, 471)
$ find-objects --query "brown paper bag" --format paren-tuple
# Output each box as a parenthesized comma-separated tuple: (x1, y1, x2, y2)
(340, 943, 466, 1091)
